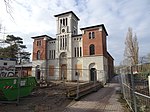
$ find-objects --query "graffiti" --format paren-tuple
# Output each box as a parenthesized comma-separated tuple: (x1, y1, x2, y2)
(0, 65, 15, 77)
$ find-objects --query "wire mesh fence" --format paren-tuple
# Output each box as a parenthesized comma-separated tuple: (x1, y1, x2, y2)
(0, 65, 106, 104)
(30, 66, 107, 84)
(120, 63, 150, 112)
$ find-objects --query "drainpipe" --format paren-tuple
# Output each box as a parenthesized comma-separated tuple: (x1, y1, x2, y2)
(44, 37, 48, 82)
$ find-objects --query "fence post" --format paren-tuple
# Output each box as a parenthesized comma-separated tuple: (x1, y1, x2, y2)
(120, 69, 125, 95)
(62, 71, 65, 86)
(148, 76, 150, 96)
(17, 66, 22, 104)
(131, 66, 137, 112)
(75, 72, 79, 100)
(93, 70, 97, 92)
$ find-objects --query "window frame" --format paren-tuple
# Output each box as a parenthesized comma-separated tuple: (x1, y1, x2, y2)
(89, 32, 91, 39)
(92, 32, 95, 38)
(89, 32, 95, 39)
(37, 40, 41, 46)
(80, 47, 82, 57)
(89, 44, 95, 55)
(74, 47, 77, 57)
(37, 50, 40, 60)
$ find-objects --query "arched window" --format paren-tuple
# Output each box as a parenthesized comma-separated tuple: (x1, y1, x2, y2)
(77, 47, 79, 57)
(89, 44, 95, 55)
(63, 18, 65, 26)
(66, 18, 68, 26)
(92, 32, 95, 38)
(74, 47, 76, 57)
(89, 32, 95, 39)
(37, 50, 40, 60)
(60, 19, 62, 24)
(89, 32, 91, 39)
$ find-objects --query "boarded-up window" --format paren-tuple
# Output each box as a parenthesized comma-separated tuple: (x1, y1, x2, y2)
(75, 64, 82, 76)
(49, 65, 54, 76)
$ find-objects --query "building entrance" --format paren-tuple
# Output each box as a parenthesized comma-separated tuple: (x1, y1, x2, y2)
(61, 64, 67, 80)
(59, 52, 67, 80)
(90, 68, 97, 81)
(36, 69, 40, 80)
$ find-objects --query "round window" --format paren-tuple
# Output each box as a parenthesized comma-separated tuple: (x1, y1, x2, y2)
(62, 29, 65, 33)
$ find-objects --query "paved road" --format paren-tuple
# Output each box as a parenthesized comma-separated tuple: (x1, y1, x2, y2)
(63, 76, 123, 112)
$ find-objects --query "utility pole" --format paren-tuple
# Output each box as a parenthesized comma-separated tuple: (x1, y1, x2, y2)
(131, 66, 137, 112)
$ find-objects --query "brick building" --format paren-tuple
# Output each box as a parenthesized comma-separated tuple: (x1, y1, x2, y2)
(31, 11, 114, 83)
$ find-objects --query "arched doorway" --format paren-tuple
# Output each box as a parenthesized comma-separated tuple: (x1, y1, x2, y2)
(90, 68, 96, 81)
(89, 63, 97, 81)
(61, 64, 67, 79)
(36, 69, 40, 80)
(36, 65, 41, 80)
(59, 52, 67, 80)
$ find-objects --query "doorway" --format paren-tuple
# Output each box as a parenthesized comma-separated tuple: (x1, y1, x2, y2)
(60, 64, 67, 80)
(59, 52, 67, 80)
(36, 69, 41, 80)
(90, 68, 97, 81)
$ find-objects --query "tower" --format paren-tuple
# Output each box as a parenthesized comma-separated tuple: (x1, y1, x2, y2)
(31, 35, 52, 80)
(54, 11, 80, 80)
(54, 11, 79, 35)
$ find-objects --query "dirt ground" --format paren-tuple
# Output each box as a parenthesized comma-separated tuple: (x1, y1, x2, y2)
(0, 81, 77, 112)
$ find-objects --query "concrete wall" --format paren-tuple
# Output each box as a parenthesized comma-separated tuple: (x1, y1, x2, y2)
(82, 56, 105, 81)
(32, 60, 46, 79)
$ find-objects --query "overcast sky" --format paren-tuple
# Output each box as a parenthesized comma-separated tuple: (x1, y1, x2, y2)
(0, 0, 150, 65)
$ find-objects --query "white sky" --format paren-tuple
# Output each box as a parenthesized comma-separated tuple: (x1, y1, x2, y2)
(0, 0, 150, 65)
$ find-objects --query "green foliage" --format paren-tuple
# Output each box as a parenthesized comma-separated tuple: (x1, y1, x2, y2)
(0, 44, 17, 58)
(0, 35, 31, 64)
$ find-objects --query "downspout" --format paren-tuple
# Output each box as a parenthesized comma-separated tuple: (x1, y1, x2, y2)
(44, 37, 48, 82)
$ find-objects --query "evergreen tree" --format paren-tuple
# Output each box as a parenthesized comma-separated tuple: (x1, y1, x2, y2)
(0, 35, 31, 64)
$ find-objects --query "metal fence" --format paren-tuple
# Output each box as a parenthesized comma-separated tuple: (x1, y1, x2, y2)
(120, 63, 150, 112)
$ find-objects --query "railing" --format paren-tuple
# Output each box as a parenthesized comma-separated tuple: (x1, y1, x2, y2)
(120, 63, 150, 112)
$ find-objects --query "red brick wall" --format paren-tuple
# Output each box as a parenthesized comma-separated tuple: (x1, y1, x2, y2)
(102, 30, 107, 57)
(107, 53, 114, 80)
(82, 28, 107, 56)
(32, 38, 47, 60)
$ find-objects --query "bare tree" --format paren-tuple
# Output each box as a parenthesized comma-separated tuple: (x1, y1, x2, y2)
(124, 27, 139, 65)
(3, 0, 14, 20)
(0, 23, 2, 32)
(139, 53, 150, 63)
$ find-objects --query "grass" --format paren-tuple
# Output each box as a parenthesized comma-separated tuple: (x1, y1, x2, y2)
(117, 93, 132, 112)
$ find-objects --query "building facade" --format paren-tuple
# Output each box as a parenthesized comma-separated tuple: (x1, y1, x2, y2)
(31, 11, 114, 83)
(0, 58, 16, 77)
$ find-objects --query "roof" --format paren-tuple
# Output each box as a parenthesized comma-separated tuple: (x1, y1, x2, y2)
(80, 24, 108, 36)
(31, 35, 54, 40)
(48, 38, 56, 41)
(15, 62, 32, 68)
(107, 52, 114, 60)
(54, 11, 80, 21)
(72, 34, 82, 37)
(0, 58, 16, 61)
